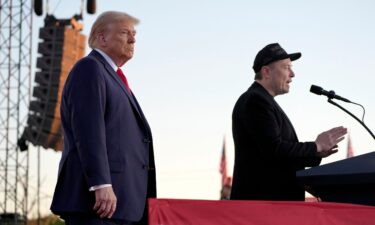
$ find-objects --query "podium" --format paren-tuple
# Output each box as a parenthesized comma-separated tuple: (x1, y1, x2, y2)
(297, 151, 375, 206)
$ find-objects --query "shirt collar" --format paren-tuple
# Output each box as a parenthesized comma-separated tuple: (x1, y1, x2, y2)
(94, 48, 119, 71)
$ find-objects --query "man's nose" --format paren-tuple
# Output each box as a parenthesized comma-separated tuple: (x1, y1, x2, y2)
(290, 69, 295, 77)
(128, 34, 136, 43)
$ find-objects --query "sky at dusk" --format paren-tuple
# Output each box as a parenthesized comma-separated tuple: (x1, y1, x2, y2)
(23, 0, 375, 216)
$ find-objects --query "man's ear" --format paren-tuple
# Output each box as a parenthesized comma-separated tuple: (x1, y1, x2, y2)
(97, 33, 107, 47)
(260, 66, 271, 79)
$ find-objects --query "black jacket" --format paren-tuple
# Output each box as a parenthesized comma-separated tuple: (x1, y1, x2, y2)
(231, 82, 321, 201)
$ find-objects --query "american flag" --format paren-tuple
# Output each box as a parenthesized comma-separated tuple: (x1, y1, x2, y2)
(346, 133, 354, 158)
(219, 138, 228, 186)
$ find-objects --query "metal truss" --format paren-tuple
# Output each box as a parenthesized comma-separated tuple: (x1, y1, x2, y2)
(0, 0, 32, 223)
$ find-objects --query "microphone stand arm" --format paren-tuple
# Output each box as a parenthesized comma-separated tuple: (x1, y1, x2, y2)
(328, 98, 375, 140)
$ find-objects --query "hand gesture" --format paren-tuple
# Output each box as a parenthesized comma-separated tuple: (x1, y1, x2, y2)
(315, 126, 347, 158)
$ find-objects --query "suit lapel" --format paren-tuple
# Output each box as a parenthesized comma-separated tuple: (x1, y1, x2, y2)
(89, 50, 145, 125)
(273, 100, 298, 139)
(132, 94, 152, 136)
(252, 82, 299, 140)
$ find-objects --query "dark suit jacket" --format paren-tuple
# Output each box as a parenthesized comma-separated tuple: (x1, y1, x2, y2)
(50, 50, 156, 222)
(231, 82, 320, 201)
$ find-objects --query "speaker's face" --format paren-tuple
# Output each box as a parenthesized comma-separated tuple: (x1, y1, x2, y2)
(103, 20, 137, 66)
(263, 58, 294, 96)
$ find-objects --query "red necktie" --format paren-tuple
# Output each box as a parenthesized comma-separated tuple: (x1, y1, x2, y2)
(116, 68, 132, 94)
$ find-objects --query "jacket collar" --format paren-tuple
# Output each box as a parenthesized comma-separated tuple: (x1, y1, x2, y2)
(88, 50, 143, 119)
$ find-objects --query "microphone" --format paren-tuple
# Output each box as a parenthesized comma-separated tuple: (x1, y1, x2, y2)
(310, 85, 351, 103)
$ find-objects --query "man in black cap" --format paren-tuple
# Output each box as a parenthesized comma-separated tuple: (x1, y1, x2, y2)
(230, 43, 347, 201)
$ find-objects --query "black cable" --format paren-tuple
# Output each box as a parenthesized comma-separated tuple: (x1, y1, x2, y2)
(328, 99, 375, 140)
(350, 101, 365, 122)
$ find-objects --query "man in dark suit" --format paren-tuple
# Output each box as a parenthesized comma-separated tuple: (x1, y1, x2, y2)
(50, 11, 156, 225)
(230, 43, 347, 201)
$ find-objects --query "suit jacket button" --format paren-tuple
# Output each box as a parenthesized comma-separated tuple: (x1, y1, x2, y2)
(142, 165, 154, 170)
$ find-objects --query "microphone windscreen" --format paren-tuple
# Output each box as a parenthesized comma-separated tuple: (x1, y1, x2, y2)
(310, 85, 323, 95)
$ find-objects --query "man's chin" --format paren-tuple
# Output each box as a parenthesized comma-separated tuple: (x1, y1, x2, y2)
(280, 88, 290, 95)
(127, 53, 134, 59)
(122, 53, 133, 62)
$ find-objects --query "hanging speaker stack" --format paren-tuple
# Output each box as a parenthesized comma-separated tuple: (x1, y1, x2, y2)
(19, 15, 86, 151)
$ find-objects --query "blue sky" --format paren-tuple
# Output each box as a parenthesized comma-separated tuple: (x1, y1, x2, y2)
(29, 0, 375, 216)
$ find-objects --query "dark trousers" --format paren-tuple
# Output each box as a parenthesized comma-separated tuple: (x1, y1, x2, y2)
(62, 214, 134, 225)
(62, 203, 149, 225)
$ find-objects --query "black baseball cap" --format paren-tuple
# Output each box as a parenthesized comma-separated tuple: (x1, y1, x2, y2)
(252, 43, 301, 73)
